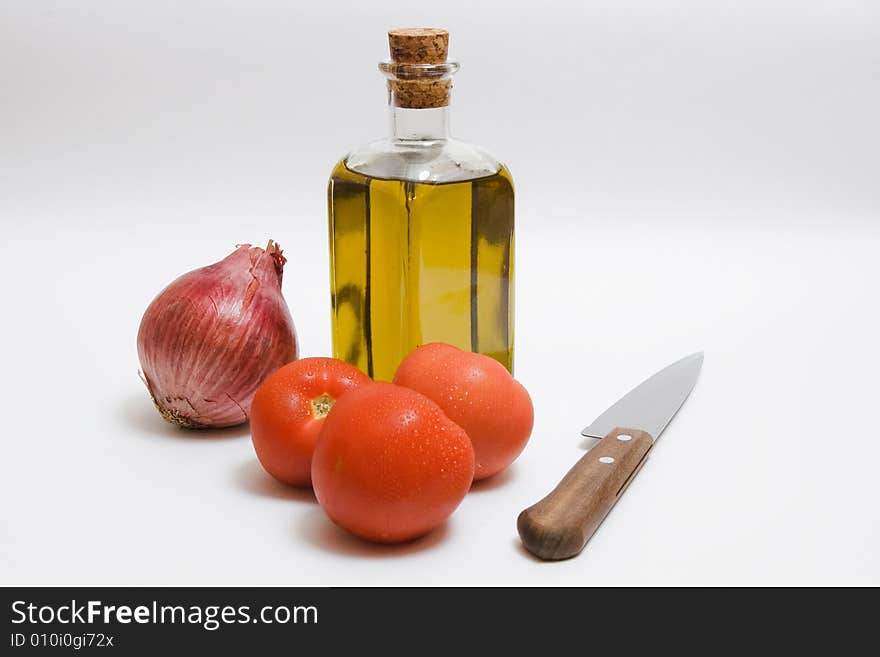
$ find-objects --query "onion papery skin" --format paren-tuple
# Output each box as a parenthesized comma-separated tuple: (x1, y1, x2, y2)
(137, 242, 298, 429)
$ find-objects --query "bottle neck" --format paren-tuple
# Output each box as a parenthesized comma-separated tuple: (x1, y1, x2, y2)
(390, 106, 450, 142)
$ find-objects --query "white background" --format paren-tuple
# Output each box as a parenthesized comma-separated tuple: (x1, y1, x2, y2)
(2, 1, 878, 585)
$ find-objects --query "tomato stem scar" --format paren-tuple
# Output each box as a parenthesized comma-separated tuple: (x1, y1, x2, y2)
(312, 393, 335, 418)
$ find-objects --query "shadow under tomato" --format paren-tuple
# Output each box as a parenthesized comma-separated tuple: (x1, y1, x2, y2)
(234, 459, 317, 503)
(120, 393, 251, 439)
(468, 464, 516, 493)
(297, 507, 450, 558)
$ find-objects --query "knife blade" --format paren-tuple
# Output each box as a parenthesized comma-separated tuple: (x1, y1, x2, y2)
(517, 352, 703, 560)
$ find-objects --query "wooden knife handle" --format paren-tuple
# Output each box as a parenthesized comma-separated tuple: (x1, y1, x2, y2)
(517, 428, 654, 560)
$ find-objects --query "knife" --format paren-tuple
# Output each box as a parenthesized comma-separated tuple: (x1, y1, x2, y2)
(517, 352, 703, 560)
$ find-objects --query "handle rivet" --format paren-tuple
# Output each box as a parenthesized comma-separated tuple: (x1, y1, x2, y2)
(599, 456, 615, 464)
(617, 433, 633, 442)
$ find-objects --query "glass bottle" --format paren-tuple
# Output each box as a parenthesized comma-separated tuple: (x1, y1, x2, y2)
(328, 28, 514, 380)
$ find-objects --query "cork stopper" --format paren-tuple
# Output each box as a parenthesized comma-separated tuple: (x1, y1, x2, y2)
(385, 28, 453, 109)
(388, 28, 449, 64)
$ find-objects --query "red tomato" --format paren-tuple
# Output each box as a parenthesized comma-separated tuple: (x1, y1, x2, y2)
(250, 357, 370, 486)
(393, 343, 534, 480)
(311, 382, 475, 543)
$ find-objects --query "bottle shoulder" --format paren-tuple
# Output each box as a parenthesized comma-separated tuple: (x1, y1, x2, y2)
(341, 137, 507, 184)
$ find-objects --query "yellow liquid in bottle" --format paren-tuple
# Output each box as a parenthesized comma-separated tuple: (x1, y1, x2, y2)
(328, 160, 514, 380)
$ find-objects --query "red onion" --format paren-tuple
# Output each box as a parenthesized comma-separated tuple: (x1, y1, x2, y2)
(137, 241, 298, 429)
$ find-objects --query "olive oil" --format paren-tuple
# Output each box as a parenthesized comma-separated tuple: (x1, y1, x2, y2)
(327, 28, 515, 379)
(328, 160, 514, 381)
